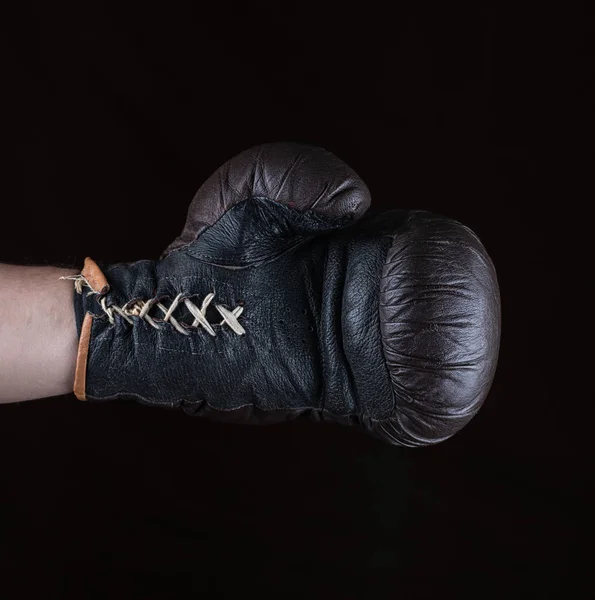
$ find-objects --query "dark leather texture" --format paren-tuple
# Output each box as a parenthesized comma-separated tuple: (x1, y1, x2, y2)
(73, 143, 501, 446)
(161, 142, 372, 257)
(372, 210, 501, 445)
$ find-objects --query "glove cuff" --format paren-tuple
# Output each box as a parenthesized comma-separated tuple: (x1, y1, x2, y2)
(71, 258, 110, 400)
(70, 257, 160, 400)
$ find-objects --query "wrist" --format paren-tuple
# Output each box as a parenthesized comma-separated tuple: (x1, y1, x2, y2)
(0, 264, 78, 403)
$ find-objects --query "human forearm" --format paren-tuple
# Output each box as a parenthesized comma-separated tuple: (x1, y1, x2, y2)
(0, 264, 78, 403)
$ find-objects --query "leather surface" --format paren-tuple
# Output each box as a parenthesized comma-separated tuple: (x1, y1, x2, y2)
(372, 210, 501, 445)
(73, 143, 501, 446)
(161, 142, 371, 257)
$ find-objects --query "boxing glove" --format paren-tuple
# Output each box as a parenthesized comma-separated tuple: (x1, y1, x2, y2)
(67, 142, 501, 447)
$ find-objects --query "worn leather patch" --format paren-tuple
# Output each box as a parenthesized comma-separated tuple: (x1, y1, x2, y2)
(82, 257, 110, 294)
(73, 312, 93, 401)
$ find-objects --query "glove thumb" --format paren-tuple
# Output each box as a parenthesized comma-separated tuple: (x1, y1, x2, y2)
(161, 142, 371, 260)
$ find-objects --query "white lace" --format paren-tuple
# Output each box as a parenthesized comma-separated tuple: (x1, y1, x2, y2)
(61, 275, 245, 336)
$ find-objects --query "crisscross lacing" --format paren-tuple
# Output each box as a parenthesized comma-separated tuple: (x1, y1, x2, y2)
(61, 274, 245, 336)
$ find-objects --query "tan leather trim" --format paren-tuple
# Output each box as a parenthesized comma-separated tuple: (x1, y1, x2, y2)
(82, 257, 110, 294)
(73, 312, 93, 401)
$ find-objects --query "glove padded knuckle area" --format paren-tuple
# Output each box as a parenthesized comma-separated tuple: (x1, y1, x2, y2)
(376, 211, 501, 446)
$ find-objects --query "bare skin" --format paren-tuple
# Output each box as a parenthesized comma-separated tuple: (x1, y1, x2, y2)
(0, 264, 79, 403)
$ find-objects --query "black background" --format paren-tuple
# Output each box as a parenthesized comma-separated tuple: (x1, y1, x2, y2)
(1, 5, 592, 599)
